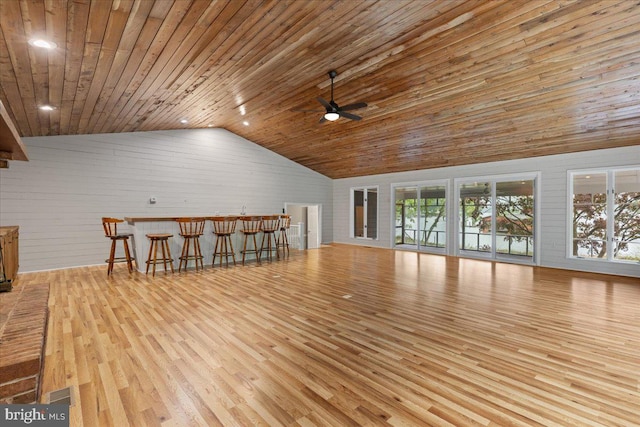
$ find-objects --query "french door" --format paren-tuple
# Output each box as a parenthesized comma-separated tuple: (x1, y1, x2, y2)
(353, 187, 377, 239)
(394, 182, 447, 252)
(457, 175, 537, 264)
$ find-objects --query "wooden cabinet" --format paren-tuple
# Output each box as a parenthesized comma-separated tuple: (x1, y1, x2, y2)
(0, 226, 19, 289)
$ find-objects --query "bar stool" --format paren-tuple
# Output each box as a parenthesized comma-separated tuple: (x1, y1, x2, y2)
(239, 216, 262, 265)
(145, 234, 174, 276)
(176, 217, 206, 272)
(102, 217, 135, 275)
(260, 215, 280, 261)
(211, 216, 238, 267)
(277, 214, 291, 256)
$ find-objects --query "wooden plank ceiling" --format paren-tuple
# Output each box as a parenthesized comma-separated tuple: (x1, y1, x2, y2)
(1, 0, 639, 179)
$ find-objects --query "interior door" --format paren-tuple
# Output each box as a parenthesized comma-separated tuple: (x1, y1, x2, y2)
(307, 205, 320, 249)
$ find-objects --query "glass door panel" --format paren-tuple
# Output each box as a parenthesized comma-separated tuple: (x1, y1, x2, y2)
(613, 170, 640, 261)
(395, 187, 418, 246)
(394, 183, 447, 251)
(354, 189, 365, 238)
(420, 185, 446, 248)
(366, 189, 378, 239)
(572, 173, 607, 258)
(459, 182, 492, 254)
(495, 180, 534, 260)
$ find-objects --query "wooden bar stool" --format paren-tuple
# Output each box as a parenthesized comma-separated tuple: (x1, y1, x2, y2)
(211, 216, 238, 267)
(260, 215, 280, 261)
(176, 217, 206, 272)
(239, 216, 262, 265)
(145, 234, 174, 276)
(277, 214, 291, 256)
(102, 217, 135, 275)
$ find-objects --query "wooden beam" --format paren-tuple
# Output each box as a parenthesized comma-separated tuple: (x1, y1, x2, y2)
(0, 100, 28, 161)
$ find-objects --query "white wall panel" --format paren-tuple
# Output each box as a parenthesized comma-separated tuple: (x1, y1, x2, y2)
(0, 129, 332, 272)
(333, 146, 640, 278)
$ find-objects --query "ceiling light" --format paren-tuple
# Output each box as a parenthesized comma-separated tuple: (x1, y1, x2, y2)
(180, 119, 188, 124)
(324, 112, 339, 121)
(207, 124, 214, 128)
(239, 105, 246, 116)
(242, 121, 249, 126)
(29, 39, 57, 49)
(39, 105, 55, 111)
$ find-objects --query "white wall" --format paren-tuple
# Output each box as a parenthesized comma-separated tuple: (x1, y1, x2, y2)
(333, 146, 640, 278)
(0, 128, 332, 272)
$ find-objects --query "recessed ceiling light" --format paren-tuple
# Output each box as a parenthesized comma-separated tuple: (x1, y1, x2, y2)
(239, 105, 246, 116)
(39, 105, 55, 111)
(180, 119, 188, 124)
(207, 124, 214, 127)
(29, 39, 57, 49)
(242, 121, 249, 126)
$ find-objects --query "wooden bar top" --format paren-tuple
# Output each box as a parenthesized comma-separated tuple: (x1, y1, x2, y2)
(125, 217, 187, 223)
(125, 215, 283, 223)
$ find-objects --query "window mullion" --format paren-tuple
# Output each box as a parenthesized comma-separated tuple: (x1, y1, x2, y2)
(607, 171, 615, 262)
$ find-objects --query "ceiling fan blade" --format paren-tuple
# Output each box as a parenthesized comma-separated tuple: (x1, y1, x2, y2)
(339, 111, 362, 121)
(319, 116, 327, 123)
(316, 97, 332, 110)
(339, 102, 367, 111)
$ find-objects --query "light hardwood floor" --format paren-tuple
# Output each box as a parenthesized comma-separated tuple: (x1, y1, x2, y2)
(20, 244, 640, 426)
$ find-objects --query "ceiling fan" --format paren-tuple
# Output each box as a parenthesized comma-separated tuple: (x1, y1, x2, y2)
(312, 70, 367, 123)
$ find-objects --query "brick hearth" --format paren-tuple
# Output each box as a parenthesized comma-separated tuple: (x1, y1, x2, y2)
(0, 282, 50, 403)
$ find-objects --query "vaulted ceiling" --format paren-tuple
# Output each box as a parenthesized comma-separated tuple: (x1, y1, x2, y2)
(1, 0, 639, 178)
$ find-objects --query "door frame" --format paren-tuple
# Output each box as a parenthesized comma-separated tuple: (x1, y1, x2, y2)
(283, 202, 322, 249)
(391, 179, 449, 255)
(454, 172, 541, 265)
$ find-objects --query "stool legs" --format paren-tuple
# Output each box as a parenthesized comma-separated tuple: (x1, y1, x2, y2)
(213, 233, 236, 267)
(123, 239, 134, 272)
(108, 239, 117, 275)
(161, 238, 173, 273)
(179, 236, 204, 272)
(277, 229, 289, 256)
(241, 233, 260, 265)
(260, 231, 279, 261)
(146, 237, 174, 276)
(106, 237, 134, 276)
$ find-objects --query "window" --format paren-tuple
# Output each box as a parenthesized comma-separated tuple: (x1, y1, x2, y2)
(352, 187, 377, 239)
(571, 168, 640, 262)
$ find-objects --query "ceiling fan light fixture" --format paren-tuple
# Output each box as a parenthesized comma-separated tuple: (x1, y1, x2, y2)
(324, 112, 339, 121)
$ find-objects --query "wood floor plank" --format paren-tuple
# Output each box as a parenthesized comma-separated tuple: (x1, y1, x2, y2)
(18, 244, 640, 426)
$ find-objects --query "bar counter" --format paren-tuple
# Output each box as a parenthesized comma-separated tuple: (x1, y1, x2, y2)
(124, 216, 288, 272)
